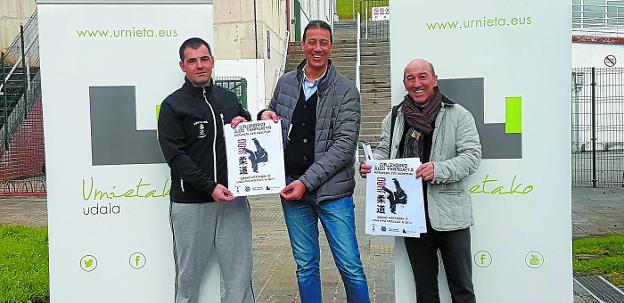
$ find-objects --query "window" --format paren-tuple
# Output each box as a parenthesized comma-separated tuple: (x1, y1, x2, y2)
(606, 0, 624, 26)
(584, 0, 607, 28)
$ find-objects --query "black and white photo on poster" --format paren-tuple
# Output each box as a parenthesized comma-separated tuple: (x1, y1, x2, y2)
(224, 120, 285, 196)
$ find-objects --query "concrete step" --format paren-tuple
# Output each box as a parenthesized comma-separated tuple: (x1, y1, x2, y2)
(360, 64, 390, 69)
(360, 76, 391, 81)
(360, 63, 390, 68)
(361, 100, 391, 107)
(360, 127, 381, 137)
(361, 103, 390, 110)
(361, 84, 390, 89)
(360, 79, 391, 88)
(361, 89, 390, 95)
(360, 70, 390, 76)
(358, 134, 382, 142)
(361, 116, 386, 124)
(361, 79, 391, 85)
(361, 88, 391, 94)
(359, 102, 391, 111)
(362, 108, 391, 116)
(360, 86, 391, 92)
(361, 120, 385, 129)
(361, 94, 391, 101)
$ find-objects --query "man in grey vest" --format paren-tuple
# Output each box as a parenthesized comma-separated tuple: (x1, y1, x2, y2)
(259, 20, 370, 303)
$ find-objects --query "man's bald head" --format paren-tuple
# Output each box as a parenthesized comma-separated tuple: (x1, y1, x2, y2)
(404, 59, 435, 79)
(403, 59, 438, 103)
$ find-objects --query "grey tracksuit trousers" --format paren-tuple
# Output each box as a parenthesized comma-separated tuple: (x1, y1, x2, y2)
(170, 197, 254, 303)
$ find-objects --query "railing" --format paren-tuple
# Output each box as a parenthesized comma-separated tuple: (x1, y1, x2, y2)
(571, 67, 624, 188)
(215, 77, 248, 109)
(573, 2, 624, 36)
(356, 13, 361, 91)
(358, 0, 389, 40)
(1, 10, 40, 158)
(0, 10, 45, 196)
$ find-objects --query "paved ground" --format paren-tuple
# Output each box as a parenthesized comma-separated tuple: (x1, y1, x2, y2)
(1, 182, 622, 302)
(572, 187, 624, 239)
(571, 187, 624, 303)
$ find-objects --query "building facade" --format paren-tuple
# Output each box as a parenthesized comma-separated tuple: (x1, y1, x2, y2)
(0, 0, 36, 53)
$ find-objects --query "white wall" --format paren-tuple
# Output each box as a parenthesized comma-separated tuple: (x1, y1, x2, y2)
(573, 42, 624, 67)
(262, 26, 289, 108)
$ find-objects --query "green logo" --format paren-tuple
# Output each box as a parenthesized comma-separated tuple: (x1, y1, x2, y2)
(129, 252, 146, 269)
(80, 255, 97, 272)
(473, 250, 492, 268)
(525, 251, 544, 268)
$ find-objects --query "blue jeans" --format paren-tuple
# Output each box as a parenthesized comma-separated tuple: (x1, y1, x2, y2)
(282, 194, 370, 303)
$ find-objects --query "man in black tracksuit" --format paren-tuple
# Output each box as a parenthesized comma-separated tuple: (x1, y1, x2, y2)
(157, 37, 254, 303)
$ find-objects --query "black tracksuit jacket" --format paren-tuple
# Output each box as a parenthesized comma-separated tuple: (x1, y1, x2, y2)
(158, 78, 251, 203)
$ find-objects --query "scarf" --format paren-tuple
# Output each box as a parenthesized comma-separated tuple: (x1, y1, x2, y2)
(400, 87, 442, 158)
(401, 87, 443, 135)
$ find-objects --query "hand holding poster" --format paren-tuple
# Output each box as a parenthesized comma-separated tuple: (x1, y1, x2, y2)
(224, 120, 285, 196)
(365, 158, 426, 237)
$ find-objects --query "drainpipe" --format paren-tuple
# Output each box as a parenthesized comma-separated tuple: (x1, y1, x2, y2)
(254, 0, 258, 59)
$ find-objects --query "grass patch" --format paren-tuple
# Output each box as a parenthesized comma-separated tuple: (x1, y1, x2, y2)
(336, 0, 389, 21)
(574, 234, 624, 288)
(0, 225, 49, 303)
(337, 0, 359, 20)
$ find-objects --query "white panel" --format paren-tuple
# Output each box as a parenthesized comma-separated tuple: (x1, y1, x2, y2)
(38, 3, 219, 302)
(390, 0, 572, 302)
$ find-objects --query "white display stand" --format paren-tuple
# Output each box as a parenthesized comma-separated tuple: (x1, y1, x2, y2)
(390, 0, 572, 302)
(38, 1, 219, 301)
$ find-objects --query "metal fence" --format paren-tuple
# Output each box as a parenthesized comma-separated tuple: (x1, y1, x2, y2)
(215, 76, 248, 109)
(359, 0, 389, 40)
(0, 10, 44, 196)
(572, 67, 624, 187)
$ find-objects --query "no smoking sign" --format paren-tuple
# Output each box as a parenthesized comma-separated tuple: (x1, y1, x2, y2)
(604, 55, 617, 67)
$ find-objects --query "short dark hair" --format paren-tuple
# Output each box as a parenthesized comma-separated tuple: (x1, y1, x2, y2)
(179, 37, 212, 61)
(302, 20, 333, 43)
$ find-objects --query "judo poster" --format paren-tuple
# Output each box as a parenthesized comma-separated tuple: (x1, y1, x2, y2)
(365, 158, 426, 237)
(224, 120, 285, 196)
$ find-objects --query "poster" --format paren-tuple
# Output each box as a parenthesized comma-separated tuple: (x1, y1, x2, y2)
(365, 158, 426, 237)
(224, 120, 285, 196)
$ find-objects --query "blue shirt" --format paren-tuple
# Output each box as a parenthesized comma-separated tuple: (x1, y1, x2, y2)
(302, 66, 327, 100)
